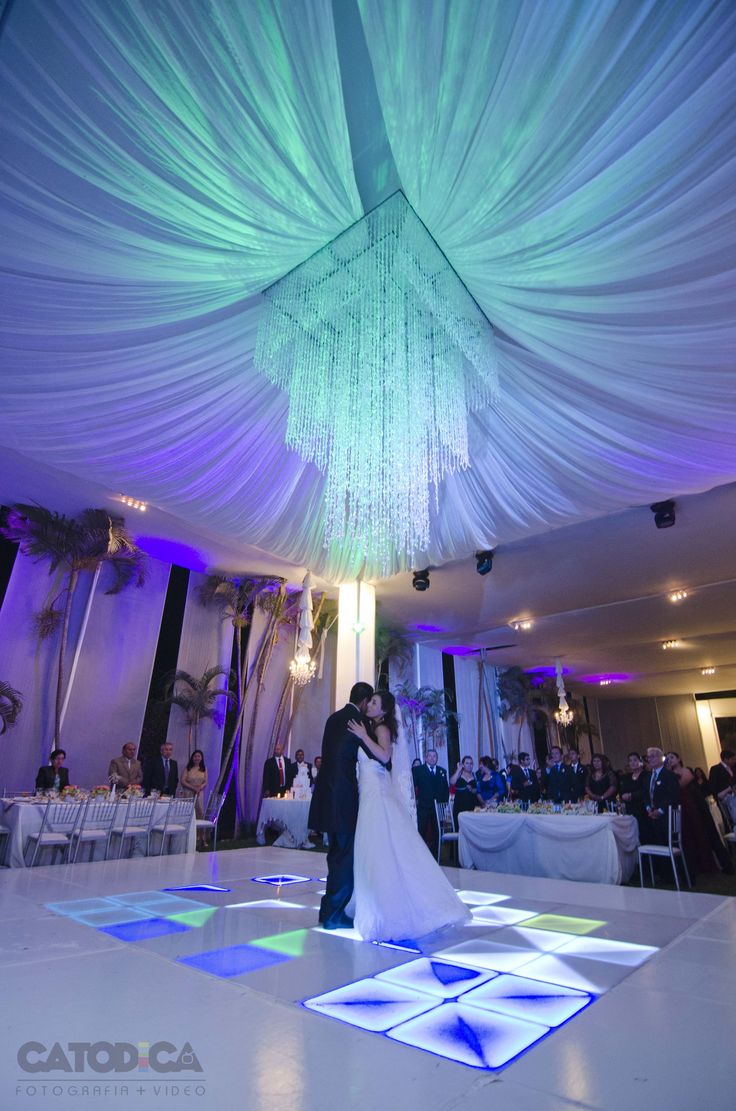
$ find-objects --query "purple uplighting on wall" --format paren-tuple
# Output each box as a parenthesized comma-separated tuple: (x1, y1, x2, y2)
(527, 666, 570, 678)
(412, 623, 446, 633)
(579, 674, 632, 684)
(136, 536, 207, 571)
(442, 646, 479, 656)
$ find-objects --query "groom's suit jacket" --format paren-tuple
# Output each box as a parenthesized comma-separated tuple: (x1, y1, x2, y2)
(308, 704, 367, 836)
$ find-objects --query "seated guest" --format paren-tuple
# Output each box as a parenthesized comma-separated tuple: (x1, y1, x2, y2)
(475, 756, 506, 807)
(262, 741, 289, 798)
(708, 749, 736, 803)
(544, 746, 570, 803)
(509, 751, 540, 805)
(108, 742, 143, 790)
(289, 749, 313, 790)
(450, 755, 478, 825)
(643, 746, 679, 843)
(566, 748, 587, 802)
(584, 753, 618, 811)
(35, 749, 69, 793)
(143, 741, 178, 796)
(619, 751, 647, 832)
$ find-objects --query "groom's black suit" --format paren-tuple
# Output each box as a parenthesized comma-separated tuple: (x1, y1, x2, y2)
(309, 703, 369, 929)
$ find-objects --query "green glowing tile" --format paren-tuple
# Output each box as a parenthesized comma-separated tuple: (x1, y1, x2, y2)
(250, 929, 309, 957)
(167, 907, 219, 928)
(521, 915, 605, 936)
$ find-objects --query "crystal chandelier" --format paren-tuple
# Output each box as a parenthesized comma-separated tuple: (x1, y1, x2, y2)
(255, 192, 498, 575)
(289, 571, 316, 686)
(289, 654, 316, 686)
(554, 660, 574, 727)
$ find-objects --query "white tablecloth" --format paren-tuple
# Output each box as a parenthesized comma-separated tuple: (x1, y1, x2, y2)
(1, 799, 196, 868)
(458, 811, 640, 885)
(256, 797, 314, 849)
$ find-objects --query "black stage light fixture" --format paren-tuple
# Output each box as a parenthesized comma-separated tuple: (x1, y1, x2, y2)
(412, 569, 430, 592)
(475, 550, 494, 576)
(650, 500, 676, 529)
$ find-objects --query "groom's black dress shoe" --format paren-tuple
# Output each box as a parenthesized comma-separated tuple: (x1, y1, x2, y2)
(322, 914, 353, 930)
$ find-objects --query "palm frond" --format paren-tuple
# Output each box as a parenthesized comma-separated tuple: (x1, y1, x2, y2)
(34, 606, 64, 640)
(0, 680, 23, 733)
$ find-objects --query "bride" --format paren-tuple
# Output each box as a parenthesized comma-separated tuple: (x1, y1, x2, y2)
(346, 690, 470, 942)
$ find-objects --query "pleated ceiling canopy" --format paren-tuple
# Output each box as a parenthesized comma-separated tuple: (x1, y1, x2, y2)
(1, 0, 735, 587)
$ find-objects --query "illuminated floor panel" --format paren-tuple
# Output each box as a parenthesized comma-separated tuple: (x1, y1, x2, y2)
(250, 874, 315, 886)
(459, 973, 593, 1026)
(433, 938, 542, 974)
(470, 905, 539, 926)
(376, 958, 497, 999)
(303, 977, 439, 1032)
(99, 916, 191, 942)
(178, 943, 292, 978)
(386, 1001, 551, 1070)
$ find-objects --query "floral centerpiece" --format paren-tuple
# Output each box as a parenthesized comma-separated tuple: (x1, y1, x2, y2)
(496, 801, 522, 813)
(60, 784, 85, 800)
(121, 783, 143, 799)
(90, 785, 111, 798)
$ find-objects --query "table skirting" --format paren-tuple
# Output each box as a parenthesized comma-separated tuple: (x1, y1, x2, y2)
(458, 811, 640, 885)
(256, 797, 315, 849)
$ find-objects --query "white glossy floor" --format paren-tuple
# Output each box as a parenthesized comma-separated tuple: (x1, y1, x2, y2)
(1, 846, 734, 1111)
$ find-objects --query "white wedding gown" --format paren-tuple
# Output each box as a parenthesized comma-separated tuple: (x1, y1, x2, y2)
(348, 747, 470, 942)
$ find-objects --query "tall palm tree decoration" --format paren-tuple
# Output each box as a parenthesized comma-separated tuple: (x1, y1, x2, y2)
(0, 681, 23, 735)
(375, 626, 413, 687)
(395, 684, 459, 759)
(162, 666, 236, 757)
(497, 665, 555, 750)
(0, 504, 147, 747)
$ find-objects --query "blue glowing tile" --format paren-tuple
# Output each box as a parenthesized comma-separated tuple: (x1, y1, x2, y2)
(376, 958, 497, 1000)
(178, 944, 291, 978)
(470, 905, 538, 927)
(459, 973, 593, 1027)
(303, 977, 439, 1032)
(553, 936, 657, 966)
(99, 917, 191, 942)
(313, 926, 420, 952)
(455, 890, 510, 906)
(387, 1001, 549, 1069)
(434, 939, 539, 974)
(226, 899, 307, 910)
(250, 875, 313, 886)
(163, 885, 231, 893)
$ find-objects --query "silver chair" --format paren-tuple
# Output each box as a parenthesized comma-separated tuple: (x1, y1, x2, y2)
(150, 798, 195, 856)
(637, 805, 692, 891)
(71, 798, 120, 862)
(0, 822, 10, 866)
(716, 798, 736, 855)
(434, 800, 459, 865)
(110, 798, 156, 859)
(24, 801, 83, 866)
(196, 791, 226, 853)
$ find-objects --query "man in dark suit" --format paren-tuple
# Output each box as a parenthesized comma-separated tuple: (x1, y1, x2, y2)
(644, 746, 680, 843)
(565, 748, 588, 803)
(508, 751, 540, 805)
(544, 746, 570, 803)
(143, 741, 179, 796)
(262, 741, 290, 798)
(412, 748, 449, 856)
(288, 749, 313, 790)
(709, 748, 735, 803)
(35, 749, 70, 793)
(308, 681, 373, 930)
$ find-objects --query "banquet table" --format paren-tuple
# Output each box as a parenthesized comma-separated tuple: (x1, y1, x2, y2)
(256, 797, 315, 849)
(458, 811, 640, 885)
(1, 798, 196, 868)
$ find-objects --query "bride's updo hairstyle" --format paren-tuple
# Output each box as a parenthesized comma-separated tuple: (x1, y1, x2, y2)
(375, 690, 399, 741)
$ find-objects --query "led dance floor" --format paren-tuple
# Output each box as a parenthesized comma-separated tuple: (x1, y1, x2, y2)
(1, 846, 734, 1111)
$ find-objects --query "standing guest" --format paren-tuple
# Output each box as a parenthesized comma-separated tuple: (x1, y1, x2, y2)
(108, 742, 143, 791)
(411, 758, 422, 769)
(475, 756, 506, 807)
(450, 755, 478, 826)
(544, 746, 570, 803)
(708, 749, 736, 804)
(509, 752, 540, 805)
(566, 748, 587, 802)
(584, 753, 618, 811)
(312, 755, 322, 780)
(619, 752, 648, 833)
(692, 767, 712, 798)
(35, 749, 69, 793)
(667, 752, 732, 875)
(143, 742, 178, 797)
(290, 749, 313, 790)
(644, 746, 680, 843)
(413, 748, 450, 856)
(181, 750, 208, 818)
(262, 741, 290, 798)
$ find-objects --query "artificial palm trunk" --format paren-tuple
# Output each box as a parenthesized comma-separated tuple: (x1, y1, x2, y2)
(53, 566, 79, 747)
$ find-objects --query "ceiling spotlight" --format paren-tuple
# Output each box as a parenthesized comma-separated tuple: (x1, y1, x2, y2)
(412, 569, 430, 592)
(511, 620, 533, 631)
(120, 494, 147, 512)
(599, 679, 612, 686)
(702, 667, 716, 676)
(668, 590, 688, 603)
(662, 639, 680, 650)
(475, 549, 494, 576)
(651, 500, 676, 529)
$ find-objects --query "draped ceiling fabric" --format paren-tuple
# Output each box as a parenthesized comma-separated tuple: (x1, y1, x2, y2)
(1, 0, 735, 582)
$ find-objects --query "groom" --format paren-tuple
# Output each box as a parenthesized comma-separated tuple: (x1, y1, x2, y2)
(308, 681, 374, 930)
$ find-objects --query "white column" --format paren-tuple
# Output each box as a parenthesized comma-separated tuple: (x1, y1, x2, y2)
(334, 581, 375, 709)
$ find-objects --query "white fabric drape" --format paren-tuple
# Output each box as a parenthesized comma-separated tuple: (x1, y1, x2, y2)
(1, 0, 735, 580)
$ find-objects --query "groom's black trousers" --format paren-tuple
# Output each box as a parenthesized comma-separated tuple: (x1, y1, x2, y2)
(320, 831, 354, 926)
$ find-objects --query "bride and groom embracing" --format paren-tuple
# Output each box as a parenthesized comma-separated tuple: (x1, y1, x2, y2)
(308, 682, 470, 942)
